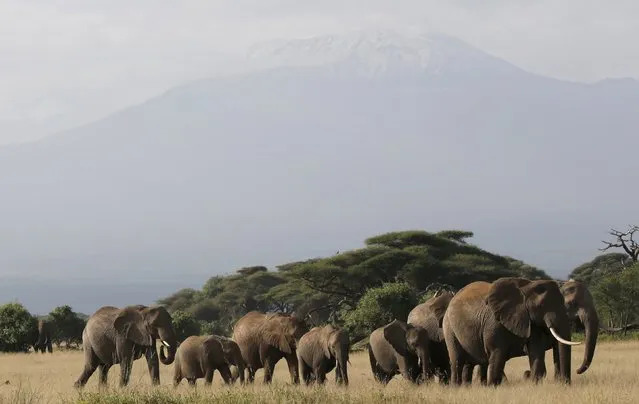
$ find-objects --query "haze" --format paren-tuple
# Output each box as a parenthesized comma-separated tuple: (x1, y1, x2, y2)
(1, 1, 638, 314)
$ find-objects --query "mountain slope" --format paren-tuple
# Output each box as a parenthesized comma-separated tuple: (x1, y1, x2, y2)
(1, 29, 637, 313)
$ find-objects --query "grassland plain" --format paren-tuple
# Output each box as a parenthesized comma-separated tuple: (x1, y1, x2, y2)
(0, 341, 637, 404)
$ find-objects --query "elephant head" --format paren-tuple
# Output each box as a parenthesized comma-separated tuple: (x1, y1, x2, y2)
(486, 278, 582, 383)
(561, 279, 599, 374)
(383, 319, 430, 382)
(259, 312, 309, 355)
(113, 305, 177, 365)
(322, 325, 350, 385)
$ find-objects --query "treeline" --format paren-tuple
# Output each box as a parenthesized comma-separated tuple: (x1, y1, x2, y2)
(158, 229, 549, 342)
(0, 303, 86, 352)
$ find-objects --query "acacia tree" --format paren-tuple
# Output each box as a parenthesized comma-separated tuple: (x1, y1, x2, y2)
(600, 225, 639, 264)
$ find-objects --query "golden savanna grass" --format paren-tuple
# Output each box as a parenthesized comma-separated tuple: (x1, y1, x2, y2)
(0, 341, 636, 403)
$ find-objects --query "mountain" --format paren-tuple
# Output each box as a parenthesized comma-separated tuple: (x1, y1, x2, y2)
(1, 29, 637, 314)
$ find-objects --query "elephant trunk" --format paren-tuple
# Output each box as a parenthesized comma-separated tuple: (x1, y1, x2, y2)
(576, 306, 599, 375)
(159, 342, 177, 365)
(554, 322, 572, 384)
(335, 345, 349, 386)
(416, 346, 431, 384)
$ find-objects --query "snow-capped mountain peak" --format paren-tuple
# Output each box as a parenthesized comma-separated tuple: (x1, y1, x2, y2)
(246, 28, 524, 78)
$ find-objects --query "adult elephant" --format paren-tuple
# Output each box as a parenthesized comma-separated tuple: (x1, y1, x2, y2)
(297, 324, 350, 386)
(368, 319, 430, 384)
(73, 305, 177, 388)
(518, 278, 599, 380)
(443, 278, 582, 386)
(407, 290, 454, 384)
(231, 311, 309, 384)
(33, 319, 54, 353)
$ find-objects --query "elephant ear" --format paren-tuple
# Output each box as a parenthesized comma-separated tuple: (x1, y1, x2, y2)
(113, 307, 152, 346)
(259, 319, 295, 354)
(322, 328, 336, 359)
(429, 293, 453, 330)
(486, 278, 531, 339)
(382, 320, 408, 356)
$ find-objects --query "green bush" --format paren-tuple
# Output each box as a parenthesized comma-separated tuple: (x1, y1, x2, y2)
(0, 302, 37, 352)
(343, 282, 418, 341)
(171, 310, 202, 342)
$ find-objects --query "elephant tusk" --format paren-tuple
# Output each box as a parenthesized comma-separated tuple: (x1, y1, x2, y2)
(161, 340, 170, 348)
(549, 327, 582, 346)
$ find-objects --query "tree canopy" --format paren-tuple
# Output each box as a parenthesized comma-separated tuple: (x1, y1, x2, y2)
(157, 229, 549, 338)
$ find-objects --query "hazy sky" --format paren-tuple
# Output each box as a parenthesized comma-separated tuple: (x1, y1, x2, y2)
(0, 1, 637, 137)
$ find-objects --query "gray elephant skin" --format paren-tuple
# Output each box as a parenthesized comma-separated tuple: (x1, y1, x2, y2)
(231, 311, 309, 384)
(518, 278, 599, 380)
(74, 305, 178, 388)
(443, 278, 582, 386)
(173, 335, 246, 386)
(368, 319, 430, 384)
(297, 324, 350, 386)
(407, 291, 454, 383)
(33, 319, 54, 354)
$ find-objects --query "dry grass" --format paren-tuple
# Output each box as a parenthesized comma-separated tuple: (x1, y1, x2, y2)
(0, 341, 636, 403)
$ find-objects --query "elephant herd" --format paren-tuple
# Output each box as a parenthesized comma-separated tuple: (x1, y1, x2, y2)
(69, 277, 598, 390)
(368, 277, 598, 386)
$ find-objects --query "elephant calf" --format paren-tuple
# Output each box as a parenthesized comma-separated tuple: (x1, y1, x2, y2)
(173, 335, 246, 386)
(368, 319, 430, 384)
(297, 324, 350, 386)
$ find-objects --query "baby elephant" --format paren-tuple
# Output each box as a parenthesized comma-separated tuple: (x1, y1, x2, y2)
(368, 319, 430, 384)
(297, 324, 350, 385)
(173, 335, 246, 386)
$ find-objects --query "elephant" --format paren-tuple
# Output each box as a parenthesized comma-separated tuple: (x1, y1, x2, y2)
(214, 335, 246, 384)
(73, 304, 177, 388)
(231, 311, 309, 384)
(297, 324, 350, 386)
(407, 290, 454, 384)
(367, 319, 430, 384)
(516, 278, 599, 381)
(173, 335, 246, 386)
(33, 319, 53, 353)
(442, 278, 582, 386)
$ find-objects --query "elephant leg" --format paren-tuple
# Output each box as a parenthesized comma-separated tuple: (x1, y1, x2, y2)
(219, 365, 232, 385)
(247, 367, 255, 383)
(313, 363, 327, 385)
(262, 358, 276, 384)
(74, 345, 100, 388)
(462, 364, 474, 385)
(285, 354, 300, 384)
(526, 342, 547, 383)
(204, 368, 214, 386)
(187, 378, 197, 386)
(98, 363, 111, 386)
(46, 339, 53, 353)
(300, 359, 313, 386)
(446, 334, 467, 386)
(119, 358, 134, 387)
(487, 351, 507, 386)
(479, 364, 488, 385)
(145, 347, 161, 385)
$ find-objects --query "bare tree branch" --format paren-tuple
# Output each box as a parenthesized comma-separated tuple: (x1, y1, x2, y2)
(599, 225, 639, 262)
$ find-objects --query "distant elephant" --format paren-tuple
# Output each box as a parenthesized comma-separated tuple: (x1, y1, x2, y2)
(368, 319, 430, 384)
(297, 324, 350, 386)
(443, 278, 582, 386)
(33, 319, 53, 354)
(515, 278, 599, 381)
(232, 311, 309, 384)
(407, 291, 454, 383)
(173, 335, 245, 386)
(73, 305, 177, 388)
